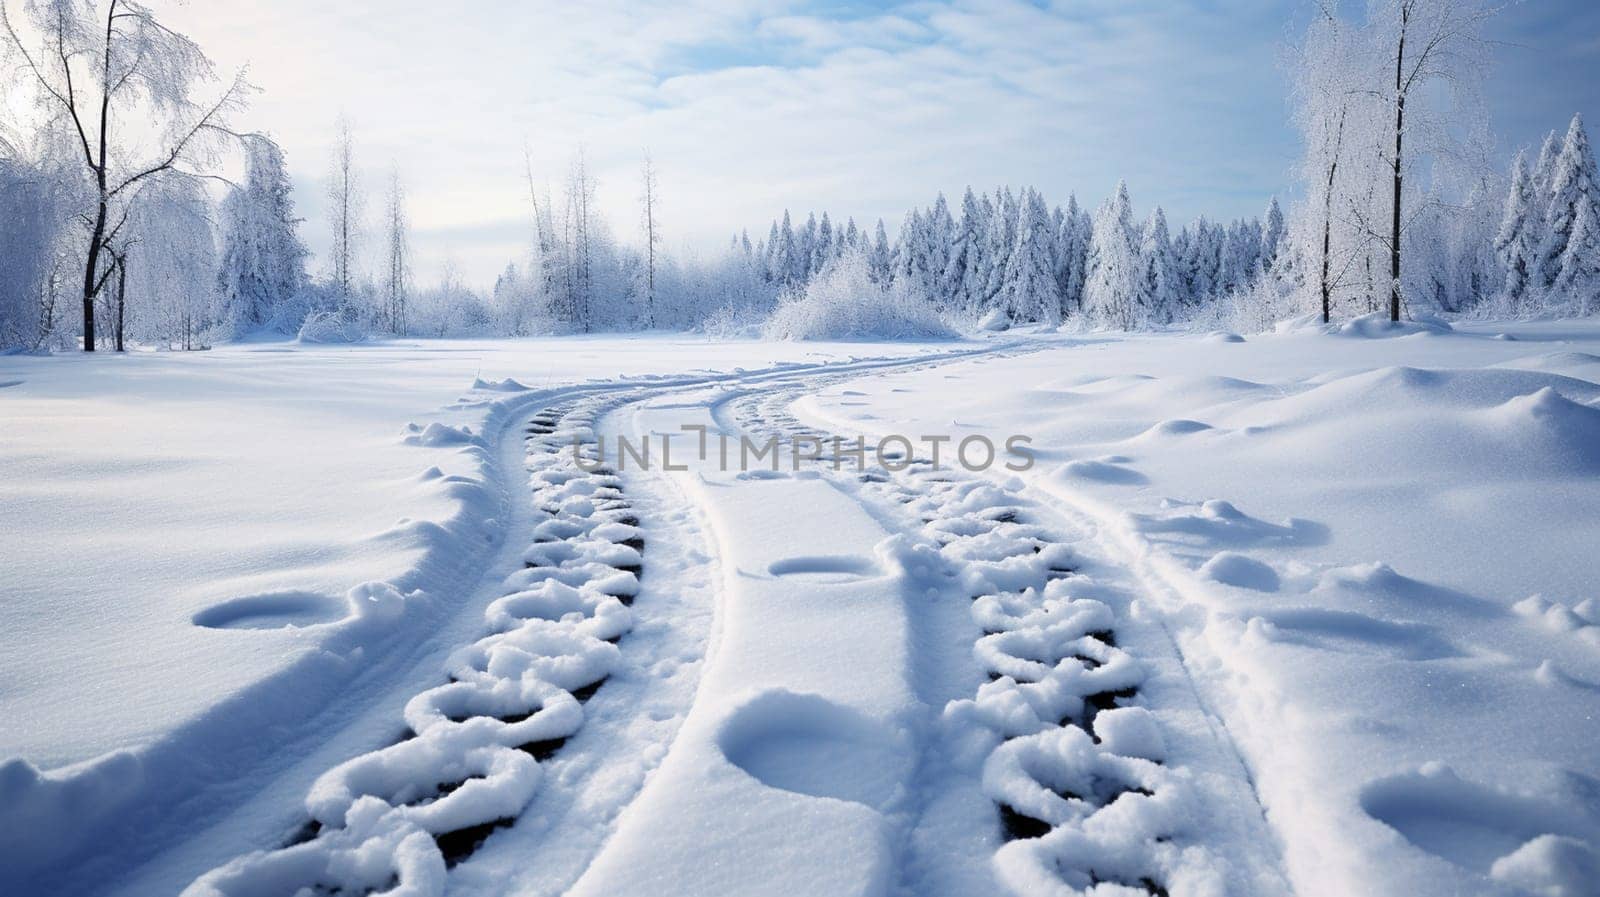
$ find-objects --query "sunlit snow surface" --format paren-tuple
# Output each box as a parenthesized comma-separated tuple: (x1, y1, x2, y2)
(2, 320, 1598, 897)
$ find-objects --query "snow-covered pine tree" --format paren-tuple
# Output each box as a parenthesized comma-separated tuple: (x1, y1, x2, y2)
(1055, 194, 1090, 317)
(763, 220, 781, 282)
(892, 208, 925, 293)
(869, 220, 892, 284)
(1261, 197, 1286, 277)
(1136, 207, 1180, 323)
(797, 213, 819, 283)
(1538, 115, 1600, 298)
(1084, 181, 1140, 329)
(1493, 150, 1541, 311)
(776, 212, 798, 285)
(1554, 198, 1600, 314)
(964, 191, 998, 314)
(924, 194, 954, 307)
(980, 189, 1020, 313)
(1000, 189, 1060, 324)
(1533, 129, 1562, 200)
(945, 188, 985, 314)
(1185, 219, 1219, 302)
(216, 137, 309, 336)
(842, 217, 861, 255)
(814, 212, 834, 275)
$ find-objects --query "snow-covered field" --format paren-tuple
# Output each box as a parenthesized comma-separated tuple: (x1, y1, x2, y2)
(3, 320, 1598, 897)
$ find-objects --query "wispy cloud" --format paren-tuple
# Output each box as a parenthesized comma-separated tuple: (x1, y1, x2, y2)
(166, 0, 1593, 288)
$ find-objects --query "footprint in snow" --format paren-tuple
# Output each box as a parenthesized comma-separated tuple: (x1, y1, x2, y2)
(1360, 763, 1600, 890)
(1060, 458, 1148, 485)
(193, 591, 348, 631)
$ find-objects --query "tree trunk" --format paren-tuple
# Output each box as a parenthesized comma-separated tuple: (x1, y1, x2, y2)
(1389, 7, 1407, 323)
(114, 257, 127, 352)
(82, 201, 106, 351)
(1319, 108, 1344, 324)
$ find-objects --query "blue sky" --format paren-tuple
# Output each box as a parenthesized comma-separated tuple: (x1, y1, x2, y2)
(165, 0, 1599, 289)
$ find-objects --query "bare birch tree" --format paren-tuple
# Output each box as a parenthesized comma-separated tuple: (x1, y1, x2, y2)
(1, 0, 248, 351)
(1363, 0, 1498, 321)
(328, 116, 362, 297)
(382, 167, 408, 334)
(640, 152, 660, 328)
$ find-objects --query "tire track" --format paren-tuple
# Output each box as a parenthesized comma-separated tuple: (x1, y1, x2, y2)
(187, 393, 649, 895)
(717, 376, 1262, 896)
(181, 348, 1018, 897)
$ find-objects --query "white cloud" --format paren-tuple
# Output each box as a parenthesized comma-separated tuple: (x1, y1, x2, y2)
(166, 0, 1298, 289)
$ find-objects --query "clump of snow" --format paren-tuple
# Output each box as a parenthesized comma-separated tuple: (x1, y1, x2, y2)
(1514, 594, 1600, 643)
(1490, 834, 1600, 897)
(978, 308, 1011, 332)
(1275, 311, 1453, 339)
(1093, 707, 1167, 762)
(472, 376, 531, 392)
(1199, 551, 1281, 592)
(346, 581, 410, 624)
(763, 250, 956, 341)
(403, 422, 481, 447)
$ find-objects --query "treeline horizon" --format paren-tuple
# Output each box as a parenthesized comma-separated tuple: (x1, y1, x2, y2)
(2, 0, 1597, 352)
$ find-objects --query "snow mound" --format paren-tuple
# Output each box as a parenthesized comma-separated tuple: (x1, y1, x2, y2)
(402, 422, 481, 447)
(763, 250, 956, 341)
(1198, 551, 1280, 592)
(1276, 312, 1453, 339)
(471, 376, 531, 392)
(978, 308, 1011, 332)
(1205, 330, 1245, 343)
(1491, 835, 1600, 897)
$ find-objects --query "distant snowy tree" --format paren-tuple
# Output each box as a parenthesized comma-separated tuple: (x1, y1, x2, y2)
(126, 176, 219, 349)
(1261, 197, 1286, 276)
(1055, 194, 1090, 316)
(639, 153, 661, 327)
(798, 213, 818, 282)
(1538, 115, 1600, 299)
(923, 194, 954, 308)
(1494, 150, 1541, 311)
(945, 188, 985, 314)
(979, 189, 1020, 313)
(0, 137, 73, 349)
(1363, 0, 1499, 321)
(814, 211, 834, 275)
(382, 169, 410, 334)
(869, 219, 892, 284)
(1000, 189, 1060, 324)
(216, 137, 308, 336)
(775, 212, 798, 285)
(328, 117, 363, 298)
(1137, 207, 1180, 323)
(1532, 129, 1562, 201)
(1554, 198, 1600, 314)
(1084, 182, 1140, 329)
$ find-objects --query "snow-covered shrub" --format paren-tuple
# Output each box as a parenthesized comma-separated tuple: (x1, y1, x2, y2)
(1179, 273, 1305, 335)
(296, 307, 368, 343)
(763, 249, 956, 341)
(700, 302, 768, 339)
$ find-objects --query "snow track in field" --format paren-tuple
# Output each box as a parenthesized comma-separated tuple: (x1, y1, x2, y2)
(178, 344, 1286, 897)
(177, 349, 1010, 897)
(728, 379, 1290, 896)
(187, 395, 649, 895)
